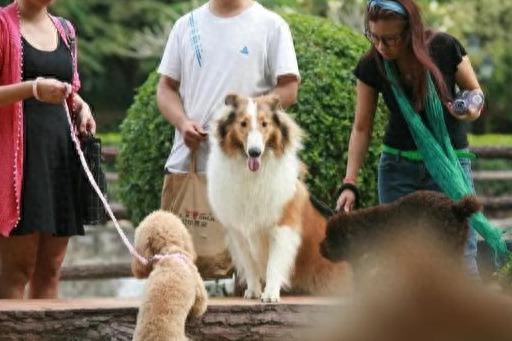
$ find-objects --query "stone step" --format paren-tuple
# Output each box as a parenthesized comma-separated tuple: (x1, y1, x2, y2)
(481, 195, 512, 212)
(0, 297, 343, 340)
(473, 170, 512, 181)
(105, 171, 118, 182)
(101, 146, 118, 164)
(470, 146, 512, 160)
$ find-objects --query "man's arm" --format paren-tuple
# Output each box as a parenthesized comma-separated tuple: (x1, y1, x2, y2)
(156, 75, 206, 150)
(156, 75, 186, 128)
(269, 74, 299, 109)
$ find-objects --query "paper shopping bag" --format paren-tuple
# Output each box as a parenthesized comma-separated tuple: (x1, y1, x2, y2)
(161, 154, 233, 279)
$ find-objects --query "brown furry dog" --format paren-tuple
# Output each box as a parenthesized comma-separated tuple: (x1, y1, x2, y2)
(312, 232, 512, 341)
(320, 190, 481, 265)
(131, 210, 208, 341)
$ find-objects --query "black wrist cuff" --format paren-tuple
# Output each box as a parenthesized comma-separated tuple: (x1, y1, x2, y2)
(337, 183, 360, 209)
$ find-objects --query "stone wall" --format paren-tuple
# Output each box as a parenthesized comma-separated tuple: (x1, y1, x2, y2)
(0, 297, 345, 340)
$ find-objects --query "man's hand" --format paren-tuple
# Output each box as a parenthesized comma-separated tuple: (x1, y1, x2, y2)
(336, 189, 357, 213)
(179, 119, 207, 151)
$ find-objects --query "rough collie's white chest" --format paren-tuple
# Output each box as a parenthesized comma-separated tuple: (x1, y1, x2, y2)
(207, 148, 300, 232)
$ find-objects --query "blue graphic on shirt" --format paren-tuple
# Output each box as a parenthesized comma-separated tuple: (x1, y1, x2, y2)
(188, 12, 202, 67)
(240, 46, 249, 55)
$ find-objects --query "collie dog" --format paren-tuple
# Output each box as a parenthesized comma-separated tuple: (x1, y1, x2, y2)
(206, 93, 351, 302)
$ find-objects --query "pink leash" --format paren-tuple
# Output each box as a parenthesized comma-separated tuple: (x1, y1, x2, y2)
(63, 103, 149, 266)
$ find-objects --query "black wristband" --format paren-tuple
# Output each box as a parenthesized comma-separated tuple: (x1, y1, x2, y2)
(336, 183, 360, 209)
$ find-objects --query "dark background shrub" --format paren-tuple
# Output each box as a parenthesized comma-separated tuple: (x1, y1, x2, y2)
(118, 71, 172, 224)
(118, 13, 387, 224)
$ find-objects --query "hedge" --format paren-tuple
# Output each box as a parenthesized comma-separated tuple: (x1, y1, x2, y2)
(118, 13, 387, 224)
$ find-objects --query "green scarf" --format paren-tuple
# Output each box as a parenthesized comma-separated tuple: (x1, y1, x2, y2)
(384, 60, 508, 260)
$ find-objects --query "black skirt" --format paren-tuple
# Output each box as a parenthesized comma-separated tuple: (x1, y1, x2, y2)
(12, 35, 84, 236)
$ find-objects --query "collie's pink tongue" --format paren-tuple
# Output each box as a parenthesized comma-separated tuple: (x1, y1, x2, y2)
(248, 157, 261, 172)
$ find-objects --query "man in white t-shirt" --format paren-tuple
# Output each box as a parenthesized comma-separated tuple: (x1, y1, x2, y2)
(156, 0, 300, 187)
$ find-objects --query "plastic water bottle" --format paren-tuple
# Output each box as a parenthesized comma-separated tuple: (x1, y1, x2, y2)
(453, 90, 484, 115)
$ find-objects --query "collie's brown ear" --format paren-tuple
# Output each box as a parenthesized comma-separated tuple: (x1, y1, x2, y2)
(217, 110, 236, 141)
(272, 110, 289, 144)
(225, 93, 239, 107)
(268, 94, 281, 112)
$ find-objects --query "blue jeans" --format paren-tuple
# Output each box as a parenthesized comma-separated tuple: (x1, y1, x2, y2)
(378, 152, 479, 276)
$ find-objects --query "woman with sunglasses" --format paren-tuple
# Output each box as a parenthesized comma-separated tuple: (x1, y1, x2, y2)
(336, 0, 484, 275)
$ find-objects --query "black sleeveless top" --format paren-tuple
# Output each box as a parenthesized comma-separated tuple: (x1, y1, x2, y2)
(354, 32, 469, 151)
(13, 34, 84, 236)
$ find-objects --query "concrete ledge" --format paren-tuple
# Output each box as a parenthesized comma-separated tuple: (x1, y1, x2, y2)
(0, 297, 344, 340)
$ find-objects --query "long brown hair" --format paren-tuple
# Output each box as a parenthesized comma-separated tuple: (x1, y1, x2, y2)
(365, 0, 450, 111)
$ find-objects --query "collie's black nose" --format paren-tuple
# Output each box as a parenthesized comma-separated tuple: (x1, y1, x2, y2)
(248, 147, 261, 158)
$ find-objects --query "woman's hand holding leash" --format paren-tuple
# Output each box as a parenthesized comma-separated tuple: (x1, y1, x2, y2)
(335, 177, 360, 212)
(32, 77, 71, 104)
(336, 190, 356, 212)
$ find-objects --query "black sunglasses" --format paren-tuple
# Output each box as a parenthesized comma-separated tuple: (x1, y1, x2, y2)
(365, 29, 406, 47)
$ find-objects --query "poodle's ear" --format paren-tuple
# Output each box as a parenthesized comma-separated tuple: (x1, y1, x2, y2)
(131, 226, 153, 278)
(131, 257, 152, 279)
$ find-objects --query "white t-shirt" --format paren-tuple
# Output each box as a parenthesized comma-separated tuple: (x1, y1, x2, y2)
(158, 1, 300, 173)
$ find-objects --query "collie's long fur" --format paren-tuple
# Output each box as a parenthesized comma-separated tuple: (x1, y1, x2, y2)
(206, 93, 351, 302)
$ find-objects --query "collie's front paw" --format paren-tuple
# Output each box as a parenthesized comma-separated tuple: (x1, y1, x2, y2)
(244, 287, 262, 299)
(260, 288, 280, 303)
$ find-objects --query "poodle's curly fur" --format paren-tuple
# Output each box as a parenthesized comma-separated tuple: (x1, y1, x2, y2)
(131, 210, 208, 341)
(320, 190, 481, 265)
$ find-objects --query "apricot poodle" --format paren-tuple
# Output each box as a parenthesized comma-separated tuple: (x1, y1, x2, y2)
(131, 210, 208, 341)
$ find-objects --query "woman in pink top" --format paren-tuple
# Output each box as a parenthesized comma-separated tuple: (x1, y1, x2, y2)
(0, 0, 95, 299)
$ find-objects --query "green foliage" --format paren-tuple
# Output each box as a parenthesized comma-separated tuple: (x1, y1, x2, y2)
(118, 72, 172, 224)
(96, 132, 121, 147)
(284, 13, 386, 206)
(468, 134, 512, 147)
(420, 0, 512, 133)
(118, 13, 386, 224)
(50, 0, 192, 85)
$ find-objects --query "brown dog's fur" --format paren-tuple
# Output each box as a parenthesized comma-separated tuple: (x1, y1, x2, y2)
(313, 233, 512, 341)
(290, 181, 353, 295)
(321, 190, 481, 266)
(131, 210, 208, 341)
